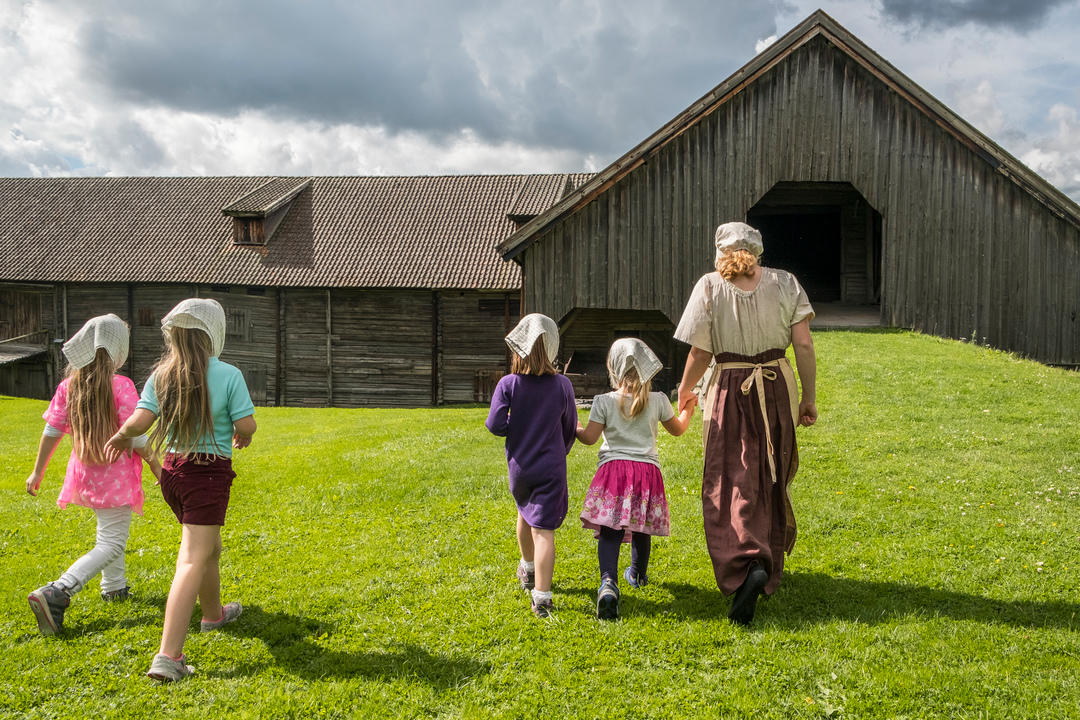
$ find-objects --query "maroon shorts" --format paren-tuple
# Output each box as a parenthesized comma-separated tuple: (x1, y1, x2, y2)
(160, 455, 236, 526)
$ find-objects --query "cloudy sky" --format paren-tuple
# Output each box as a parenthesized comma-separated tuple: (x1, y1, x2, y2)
(2, 0, 1078, 201)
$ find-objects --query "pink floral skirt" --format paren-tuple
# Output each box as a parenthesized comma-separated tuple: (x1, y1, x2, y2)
(580, 459, 671, 539)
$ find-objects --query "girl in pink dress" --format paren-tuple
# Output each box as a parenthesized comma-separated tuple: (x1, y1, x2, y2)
(576, 338, 696, 620)
(26, 314, 160, 636)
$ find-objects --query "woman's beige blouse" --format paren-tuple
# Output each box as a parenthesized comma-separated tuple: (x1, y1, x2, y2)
(674, 268, 815, 356)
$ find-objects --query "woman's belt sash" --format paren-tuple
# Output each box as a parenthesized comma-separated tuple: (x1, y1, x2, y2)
(715, 354, 792, 485)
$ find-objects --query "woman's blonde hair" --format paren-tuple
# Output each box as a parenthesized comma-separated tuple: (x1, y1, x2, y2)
(147, 326, 219, 458)
(716, 248, 758, 280)
(510, 341, 558, 376)
(64, 347, 117, 466)
(608, 364, 651, 419)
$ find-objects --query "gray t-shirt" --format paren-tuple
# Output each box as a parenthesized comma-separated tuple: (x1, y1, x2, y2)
(589, 391, 676, 468)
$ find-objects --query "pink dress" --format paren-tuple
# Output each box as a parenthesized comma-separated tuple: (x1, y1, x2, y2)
(43, 375, 145, 515)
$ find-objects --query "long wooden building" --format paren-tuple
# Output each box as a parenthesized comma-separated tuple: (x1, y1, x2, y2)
(3, 11, 1078, 408)
(0, 174, 589, 405)
(499, 11, 1080, 370)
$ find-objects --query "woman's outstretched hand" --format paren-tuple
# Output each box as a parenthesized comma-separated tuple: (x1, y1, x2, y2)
(798, 400, 818, 427)
(678, 386, 697, 414)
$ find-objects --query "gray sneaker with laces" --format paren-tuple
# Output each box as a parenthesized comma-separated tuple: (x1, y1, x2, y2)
(596, 578, 620, 620)
(28, 583, 71, 636)
(147, 653, 194, 682)
(201, 601, 243, 632)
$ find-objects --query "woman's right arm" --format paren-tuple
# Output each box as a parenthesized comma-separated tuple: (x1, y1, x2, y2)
(677, 346, 713, 413)
(791, 319, 817, 426)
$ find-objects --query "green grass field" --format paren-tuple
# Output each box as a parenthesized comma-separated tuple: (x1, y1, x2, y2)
(1, 330, 1077, 719)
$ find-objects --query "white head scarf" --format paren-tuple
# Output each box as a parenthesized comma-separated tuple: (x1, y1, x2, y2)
(62, 314, 129, 369)
(162, 298, 227, 358)
(714, 221, 764, 262)
(607, 337, 662, 386)
(505, 313, 560, 362)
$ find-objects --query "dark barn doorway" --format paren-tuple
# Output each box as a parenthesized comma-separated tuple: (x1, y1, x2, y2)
(747, 182, 882, 306)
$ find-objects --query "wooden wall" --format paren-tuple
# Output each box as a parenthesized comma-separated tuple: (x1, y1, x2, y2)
(1, 281, 519, 405)
(519, 34, 1080, 365)
(439, 291, 517, 404)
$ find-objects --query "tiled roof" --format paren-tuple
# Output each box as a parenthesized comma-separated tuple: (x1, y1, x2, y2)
(507, 173, 592, 219)
(0, 174, 592, 290)
(222, 177, 312, 216)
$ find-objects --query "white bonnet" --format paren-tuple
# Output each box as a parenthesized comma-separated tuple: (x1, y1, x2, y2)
(714, 221, 763, 261)
(162, 298, 227, 358)
(62, 314, 129, 369)
(607, 337, 662, 386)
(505, 313, 560, 363)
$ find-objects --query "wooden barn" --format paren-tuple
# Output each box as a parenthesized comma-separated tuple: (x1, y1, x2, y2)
(498, 10, 1080, 373)
(0, 173, 589, 405)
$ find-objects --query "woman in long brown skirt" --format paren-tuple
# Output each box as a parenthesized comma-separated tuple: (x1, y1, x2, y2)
(674, 221, 818, 625)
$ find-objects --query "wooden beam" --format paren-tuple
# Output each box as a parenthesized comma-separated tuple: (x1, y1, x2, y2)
(325, 288, 333, 406)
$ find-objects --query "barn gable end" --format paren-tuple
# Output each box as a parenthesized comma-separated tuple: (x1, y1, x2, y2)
(499, 10, 1080, 367)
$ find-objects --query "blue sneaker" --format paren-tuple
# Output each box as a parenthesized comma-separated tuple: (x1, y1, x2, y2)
(624, 566, 648, 588)
(596, 578, 619, 620)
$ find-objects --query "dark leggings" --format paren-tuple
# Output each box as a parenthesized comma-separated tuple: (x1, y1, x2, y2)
(597, 525, 651, 582)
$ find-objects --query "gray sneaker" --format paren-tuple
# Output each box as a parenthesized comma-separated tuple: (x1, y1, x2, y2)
(146, 653, 194, 682)
(201, 601, 242, 632)
(597, 578, 620, 621)
(101, 586, 130, 602)
(28, 583, 71, 636)
(516, 562, 535, 591)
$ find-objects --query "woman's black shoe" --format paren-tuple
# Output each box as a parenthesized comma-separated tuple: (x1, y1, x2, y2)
(728, 561, 768, 625)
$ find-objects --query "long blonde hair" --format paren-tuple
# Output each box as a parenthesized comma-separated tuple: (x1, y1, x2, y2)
(65, 347, 117, 466)
(147, 326, 219, 457)
(716, 248, 758, 280)
(609, 364, 651, 419)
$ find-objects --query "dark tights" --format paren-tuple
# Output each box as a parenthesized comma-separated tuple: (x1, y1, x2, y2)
(597, 525, 651, 582)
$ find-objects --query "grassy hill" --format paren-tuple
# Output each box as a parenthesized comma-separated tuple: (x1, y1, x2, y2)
(0, 329, 1077, 718)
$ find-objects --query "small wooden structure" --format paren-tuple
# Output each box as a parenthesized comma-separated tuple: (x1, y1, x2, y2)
(0, 174, 589, 405)
(498, 11, 1080, 368)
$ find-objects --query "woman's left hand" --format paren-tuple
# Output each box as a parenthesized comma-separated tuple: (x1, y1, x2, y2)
(798, 400, 818, 426)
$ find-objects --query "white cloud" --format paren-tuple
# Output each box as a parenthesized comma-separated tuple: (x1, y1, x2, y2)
(1021, 104, 1080, 200)
(755, 34, 778, 53)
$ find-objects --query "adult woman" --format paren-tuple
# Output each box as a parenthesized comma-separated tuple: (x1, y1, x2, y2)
(674, 221, 818, 625)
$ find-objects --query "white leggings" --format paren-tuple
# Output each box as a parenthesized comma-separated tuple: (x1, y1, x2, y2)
(56, 506, 133, 595)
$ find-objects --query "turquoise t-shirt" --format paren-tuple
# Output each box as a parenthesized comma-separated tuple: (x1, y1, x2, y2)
(137, 357, 255, 458)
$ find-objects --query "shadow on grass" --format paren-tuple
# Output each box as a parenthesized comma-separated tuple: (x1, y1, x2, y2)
(650, 574, 1080, 629)
(214, 605, 489, 686)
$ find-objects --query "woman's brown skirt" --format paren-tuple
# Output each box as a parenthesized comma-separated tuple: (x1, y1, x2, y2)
(702, 348, 799, 596)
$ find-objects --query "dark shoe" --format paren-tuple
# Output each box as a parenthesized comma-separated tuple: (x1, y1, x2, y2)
(28, 583, 71, 636)
(516, 563, 535, 591)
(531, 596, 554, 618)
(624, 565, 648, 589)
(728, 561, 768, 626)
(596, 578, 620, 620)
(101, 586, 130, 602)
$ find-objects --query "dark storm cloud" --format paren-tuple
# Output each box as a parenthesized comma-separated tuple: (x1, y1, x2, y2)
(66, 0, 784, 156)
(879, 0, 1074, 30)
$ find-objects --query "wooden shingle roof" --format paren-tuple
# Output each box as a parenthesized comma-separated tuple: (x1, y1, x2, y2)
(0, 174, 590, 290)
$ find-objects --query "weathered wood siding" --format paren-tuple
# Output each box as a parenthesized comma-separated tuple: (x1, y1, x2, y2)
(439, 291, 518, 404)
(520, 34, 1080, 365)
(329, 289, 433, 408)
